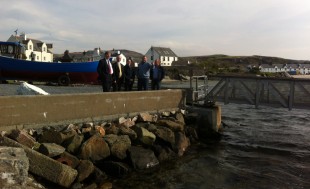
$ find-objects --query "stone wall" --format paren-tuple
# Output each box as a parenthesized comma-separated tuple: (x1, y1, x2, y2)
(0, 90, 186, 131)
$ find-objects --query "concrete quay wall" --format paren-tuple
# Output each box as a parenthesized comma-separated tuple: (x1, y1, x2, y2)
(0, 90, 186, 131)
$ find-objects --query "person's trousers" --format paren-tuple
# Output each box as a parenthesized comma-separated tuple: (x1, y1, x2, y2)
(138, 78, 149, 91)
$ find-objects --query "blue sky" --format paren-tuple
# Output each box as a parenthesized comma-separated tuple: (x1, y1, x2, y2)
(1, 0, 310, 60)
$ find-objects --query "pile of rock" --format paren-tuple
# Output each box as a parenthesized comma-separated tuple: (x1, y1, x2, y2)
(0, 110, 200, 189)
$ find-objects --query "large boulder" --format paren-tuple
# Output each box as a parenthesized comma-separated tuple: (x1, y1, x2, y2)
(76, 160, 95, 182)
(129, 146, 159, 170)
(118, 125, 137, 140)
(38, 143, 66, 157)
(79, 135, 110, 161)
(133, 126, 156, 146)
(62, 133, 84, 154)
(150, 126, 175, 146)
(173, 132, 190, 156)
(157, 119, 184, 132)
(139, 112, 158, 122)
(153, 144, 177, 162)
(0, 147, 29, 186)
(7, 129, 37, 148)
(104, 134, 131, 160)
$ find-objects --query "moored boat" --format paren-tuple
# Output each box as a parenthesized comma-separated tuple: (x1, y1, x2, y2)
(0, 41, 99, 85)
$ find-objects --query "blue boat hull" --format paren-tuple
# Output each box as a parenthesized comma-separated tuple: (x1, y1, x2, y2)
(0, 56, 100, 85)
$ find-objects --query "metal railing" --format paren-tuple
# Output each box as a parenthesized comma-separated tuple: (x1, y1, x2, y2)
(190, 75, 209, 105)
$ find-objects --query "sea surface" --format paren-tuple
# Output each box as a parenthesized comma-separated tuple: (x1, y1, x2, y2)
(113, 103, 310, 189)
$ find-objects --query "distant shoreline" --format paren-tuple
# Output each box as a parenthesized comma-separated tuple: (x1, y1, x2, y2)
(291, 75, 310, 79)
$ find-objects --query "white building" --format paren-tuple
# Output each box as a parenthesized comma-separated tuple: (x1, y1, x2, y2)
(110, 50, 126, 66)
(259, 63, 310, 74)
(145, 46, 178, 66)
(7, 33, 53, 62)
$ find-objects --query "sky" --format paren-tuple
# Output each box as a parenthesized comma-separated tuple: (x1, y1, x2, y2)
(1, 0, 310, 60)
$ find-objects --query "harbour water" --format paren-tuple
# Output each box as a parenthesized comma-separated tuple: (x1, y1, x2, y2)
(113, 103, 310, 189)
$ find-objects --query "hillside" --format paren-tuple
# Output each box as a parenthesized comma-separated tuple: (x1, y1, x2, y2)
(54, 49, 310, 78)
(176, 54, 310, 66)
(54, 49, 144, 62)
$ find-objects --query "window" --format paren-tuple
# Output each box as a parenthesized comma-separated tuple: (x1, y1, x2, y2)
(37, 56, 39, 60)
(44, 57, 46, 61)
(29, 45, 32, 50)
(168, 57, 170, 61)
(151, 56, 153, 60)
(43, 47, 46, 52)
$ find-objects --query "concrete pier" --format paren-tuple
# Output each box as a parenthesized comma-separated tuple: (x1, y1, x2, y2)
(187, 105, 222, 138)
(0, 90, 186, 131)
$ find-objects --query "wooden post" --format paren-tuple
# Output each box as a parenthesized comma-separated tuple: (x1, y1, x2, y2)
(255, 79, 260, 109)
(224, 78, 229, 104)
(288, 80, 295, 110)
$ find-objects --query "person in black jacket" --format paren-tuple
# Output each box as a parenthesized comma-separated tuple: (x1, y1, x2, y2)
(112, 55, 124, 91)
(124, 58, 135, 91)
(97, 51, 113, 92)
(150, 59, 165, 90)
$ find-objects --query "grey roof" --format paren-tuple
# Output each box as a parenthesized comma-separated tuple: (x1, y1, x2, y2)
(151, 46, 178, 57)
(273, 64, 284, 68)
(260, 64, 275, 68)
(260, 63, 310, 69)
(13, 35, 53, 52)
(299, 64, 310, 68)
(285, 64, 299, 69)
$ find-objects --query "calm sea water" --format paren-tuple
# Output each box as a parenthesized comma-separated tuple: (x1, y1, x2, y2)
(113, 103, 310, 189)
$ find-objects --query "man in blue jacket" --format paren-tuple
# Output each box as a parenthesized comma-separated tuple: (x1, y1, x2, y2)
(150, 59, 165, 90)
(137, 56, 152, 90)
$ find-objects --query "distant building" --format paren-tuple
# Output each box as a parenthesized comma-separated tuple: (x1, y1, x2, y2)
(69, 48, 102, 62)
(145, 46, 178, 66)
(7, 33, 53, 62)
(298, 64, 310, 74)
(259, 63, 310, 75)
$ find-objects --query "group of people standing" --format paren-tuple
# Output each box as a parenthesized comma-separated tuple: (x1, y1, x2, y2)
(97, 51, 165, 92)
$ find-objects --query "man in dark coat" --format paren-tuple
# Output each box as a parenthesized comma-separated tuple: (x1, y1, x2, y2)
(97, 51, 113, 92)
(124, 58, 135, 91)
(150, 59, 165, 90)
(112, 55, 124, 91)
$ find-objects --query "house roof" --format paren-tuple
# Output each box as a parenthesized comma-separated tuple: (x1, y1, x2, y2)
(11, 35, 53, 52)
(260, 64, 275, 68)
(150, 46, 178, 57)
(260, 63, 310, 69)
(300, 64, 310, 68)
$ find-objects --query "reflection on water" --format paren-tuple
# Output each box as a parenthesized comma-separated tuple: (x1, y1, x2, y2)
(114, 103, 310, 189)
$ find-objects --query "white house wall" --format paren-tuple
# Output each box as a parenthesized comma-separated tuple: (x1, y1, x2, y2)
(7, 35, 53, 62)
(160, 56, 176, 66)
(25, 40, 34, 61)
(111, 53, 126, 66)
(145, 49, 178, 66)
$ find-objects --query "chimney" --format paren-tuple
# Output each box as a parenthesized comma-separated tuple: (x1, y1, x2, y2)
(20, 33, 27, 40)
(93, 48, 99, 56)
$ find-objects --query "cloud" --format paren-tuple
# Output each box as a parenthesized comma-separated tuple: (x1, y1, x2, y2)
(1, 0, 310, 60)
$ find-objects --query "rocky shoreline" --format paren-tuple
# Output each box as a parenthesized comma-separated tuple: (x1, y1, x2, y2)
(0, 110, 205, 189)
